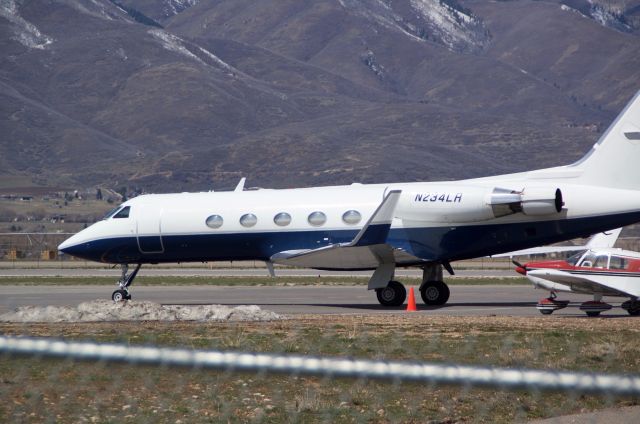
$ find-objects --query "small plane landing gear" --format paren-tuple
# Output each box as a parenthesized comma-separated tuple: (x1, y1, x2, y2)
(420, 281, 450, 306)
(579, 300, 612, 317)
(111, 263, 141, 302)
(621, 299, 640, 316)
(536, 292, 569, 315)
(376, 281, 406, 306)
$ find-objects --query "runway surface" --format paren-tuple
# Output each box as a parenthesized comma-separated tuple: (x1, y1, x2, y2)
(0, 267, 517, 278)
(0, 284, 627, 317)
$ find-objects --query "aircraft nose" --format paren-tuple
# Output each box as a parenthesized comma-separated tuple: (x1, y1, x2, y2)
(515, 265, 527, 275)
(58, 232, 85, 256)
(58, 238, 72, 253)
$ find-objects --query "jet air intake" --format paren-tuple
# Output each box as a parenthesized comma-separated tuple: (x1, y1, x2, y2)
(489, 187, 564, 218)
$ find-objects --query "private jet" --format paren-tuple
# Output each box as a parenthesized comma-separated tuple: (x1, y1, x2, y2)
(59, 90, 640, 306)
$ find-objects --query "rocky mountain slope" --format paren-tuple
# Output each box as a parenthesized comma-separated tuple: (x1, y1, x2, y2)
(1, 0, 639, 192)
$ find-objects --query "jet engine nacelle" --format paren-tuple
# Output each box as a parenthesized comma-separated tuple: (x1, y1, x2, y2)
(521, 187, 564, 215)
(397, 185, 564, 223)
(489, 187, 563, 217)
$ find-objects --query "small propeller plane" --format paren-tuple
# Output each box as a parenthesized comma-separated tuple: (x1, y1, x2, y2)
(514, 236, 640, 317)
(59, 90, 640, 306)
(507, 228, 639, 316)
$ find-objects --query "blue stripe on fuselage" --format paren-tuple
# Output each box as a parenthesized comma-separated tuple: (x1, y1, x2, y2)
(60, 211, 640, 265)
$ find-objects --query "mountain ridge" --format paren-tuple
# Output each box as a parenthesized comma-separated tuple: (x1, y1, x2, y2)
(1, 0, 639, 192)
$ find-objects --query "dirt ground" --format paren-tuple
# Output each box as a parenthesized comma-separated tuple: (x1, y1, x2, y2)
(1, 314, 639, 423)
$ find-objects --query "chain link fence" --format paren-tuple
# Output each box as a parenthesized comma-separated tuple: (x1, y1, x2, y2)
(2, 314, 639, 422)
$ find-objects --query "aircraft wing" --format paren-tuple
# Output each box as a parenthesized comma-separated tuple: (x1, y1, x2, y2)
(271, 243, 396, 269)
(271, 190, 419, 269)
(492, 228, 622, 258)
(527, 268, 630, 297)
(491, 245, 586, 257)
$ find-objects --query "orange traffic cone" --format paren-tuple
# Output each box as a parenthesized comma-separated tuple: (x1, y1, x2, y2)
(406, 287, 417, 312)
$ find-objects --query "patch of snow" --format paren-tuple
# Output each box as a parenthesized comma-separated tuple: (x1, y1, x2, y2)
(337, 0, 489, 52)
(149, 29, 246, 77)
(0, 300, 282, 322)
(410, 0, 486, 51)
(59, 0, 128, 23)
(0, 0, 53, 49)
(148, 28, 204, 64)
(559, 3, 591, 20)
(586, 0, 632, 32)
(338, 0, 425, 42)
(163, 0, 199, 18)
(196, 45, 236, 73)
(361, 49, 386, 79)
(116, 47, 128, 61)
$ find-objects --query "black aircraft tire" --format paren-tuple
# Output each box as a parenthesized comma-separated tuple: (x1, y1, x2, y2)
(586, 311, 601, 317)
(112, 289, 128, 302)
(376, 281, 407, 307)
(539, 309, 553, 315)
(420, 281, 450, 306)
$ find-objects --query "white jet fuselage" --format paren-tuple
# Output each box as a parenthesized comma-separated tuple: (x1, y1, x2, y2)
(58, 178, 640, 267)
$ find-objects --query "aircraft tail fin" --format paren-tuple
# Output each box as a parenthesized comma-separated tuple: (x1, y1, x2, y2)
(585, 228, 622, 249)
(571, 90, 640, 189)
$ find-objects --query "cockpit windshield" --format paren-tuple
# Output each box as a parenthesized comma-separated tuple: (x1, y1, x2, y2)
(102, 205, 131, 220)
(113, 206, 130, 219)
(566, 250, 587, 266)
(103, 206, 122, 220)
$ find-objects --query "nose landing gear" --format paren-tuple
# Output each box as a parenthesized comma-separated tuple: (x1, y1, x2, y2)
(536, 291, 570, 315)
(111, 263, 141, 302)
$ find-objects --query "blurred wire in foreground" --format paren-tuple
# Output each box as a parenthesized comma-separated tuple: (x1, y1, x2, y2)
(2, 335, 639, 395)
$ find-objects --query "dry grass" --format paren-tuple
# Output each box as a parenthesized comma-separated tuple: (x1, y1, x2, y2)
(1, 315, 639, 422)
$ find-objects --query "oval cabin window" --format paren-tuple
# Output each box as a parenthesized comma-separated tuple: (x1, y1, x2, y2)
(274, 212, 291, 227)
(240, 213, 258, 227)
(308, 211, 327, 227)
(205, 215, 223, 229)
(342, 210, 362, 225)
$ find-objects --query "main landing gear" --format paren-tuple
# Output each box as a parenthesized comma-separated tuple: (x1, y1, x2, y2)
(376, 281, 406, 306)
(577, 294, 611, 317)
(111, 263, 141, 302)
(420, 281, 450, 306)
(622, 299, 640, 316)
(538, 293, 640, 317)
(373, 263, 451, 307)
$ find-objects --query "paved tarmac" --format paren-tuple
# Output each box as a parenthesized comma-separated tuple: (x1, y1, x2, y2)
(0, 267, 517, 278)
(0, 284, 627, 317)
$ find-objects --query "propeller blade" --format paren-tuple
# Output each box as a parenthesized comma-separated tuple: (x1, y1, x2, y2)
(512, 259, 528, 275)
